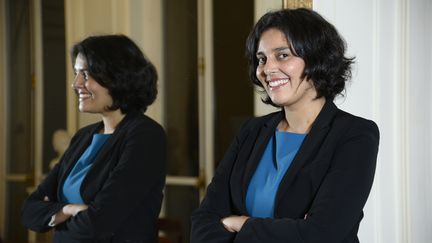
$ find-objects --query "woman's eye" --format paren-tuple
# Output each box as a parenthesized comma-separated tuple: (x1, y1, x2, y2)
(278, 53, 289, 59)
(83, 71, 89, 80)
(257, 57, 266, 65)
(74, 70, 90, 81)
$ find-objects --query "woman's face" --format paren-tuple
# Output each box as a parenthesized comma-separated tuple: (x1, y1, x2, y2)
(255, 28, 316, 108)
(72, 53, 113, 114)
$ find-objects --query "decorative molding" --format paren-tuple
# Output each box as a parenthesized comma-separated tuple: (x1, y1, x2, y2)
(197, 0, 215, 199)
(65, 0, 79, 134)
(282, 0, 312, 9)
(0, 0, 6, 237)
(32, 0, 44, 186)
(397, 0, 411, 241)
(370, 0, 381, 241)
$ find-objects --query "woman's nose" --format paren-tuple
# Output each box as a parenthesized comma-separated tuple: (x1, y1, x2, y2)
(72, 74, 84, 89)
(263, 59, 277, 75)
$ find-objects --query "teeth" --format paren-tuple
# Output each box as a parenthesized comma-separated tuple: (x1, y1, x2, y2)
(268, 79, 289, 87)
(79, 94, 91, 99)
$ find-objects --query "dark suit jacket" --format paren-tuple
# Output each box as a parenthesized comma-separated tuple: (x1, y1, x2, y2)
(22, 112, 166, 243)
(191, 101, 379, 243)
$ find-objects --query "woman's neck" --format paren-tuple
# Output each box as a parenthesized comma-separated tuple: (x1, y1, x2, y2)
(101, 109, 126, 134)
(280, 97, 326, 134)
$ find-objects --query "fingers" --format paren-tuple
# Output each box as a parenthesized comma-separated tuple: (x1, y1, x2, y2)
(220, 215, 249, 232)
(63, 204, 89, 216)
(221, 217, 236, 232)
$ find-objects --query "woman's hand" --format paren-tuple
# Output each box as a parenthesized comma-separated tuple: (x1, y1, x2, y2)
(48, 202, 88, 226)
(44, 195, 88, 226)
(53, 204, 89, 225)
(63, 204, 89, 216)
(221, 215, 249, 232)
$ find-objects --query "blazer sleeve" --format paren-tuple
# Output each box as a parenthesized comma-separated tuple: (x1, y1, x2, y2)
(20, 162, 68, 232)
(56, 122, 167, 240)
(20, 129, 85, 232)
(234, 120, 379, 243)
(190, 119, 252, 243)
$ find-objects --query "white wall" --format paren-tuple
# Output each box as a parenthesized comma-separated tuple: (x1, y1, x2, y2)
(406, 1, 432, 242)
(315, 0, 432, 242)
(314, 1, 404, 242)
(254, 0, 432, 242)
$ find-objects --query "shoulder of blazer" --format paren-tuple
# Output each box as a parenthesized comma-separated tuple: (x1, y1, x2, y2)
(73, 121, 102, 139)
(70, 112, 164, 138)
(115, 112, 166, 139)
(232, 111, 283, 148)
(66, 122, 102, 151)
(242, 110, 284, 131)
(333, 108, 380, 140)
(68, 112, 166, 153)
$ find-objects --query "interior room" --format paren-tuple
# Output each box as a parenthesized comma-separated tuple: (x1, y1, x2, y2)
(0, 0, 431, 242)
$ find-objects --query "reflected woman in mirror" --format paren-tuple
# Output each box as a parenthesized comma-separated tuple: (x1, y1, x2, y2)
(22, 35, 166, 243)
(191, 8, 379, 243)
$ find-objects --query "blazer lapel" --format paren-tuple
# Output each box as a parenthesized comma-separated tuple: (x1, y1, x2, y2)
(57, 123, 100, 200)
(274, 100, 338, 209)
(83, 112, 139, 181)
(239, 111, 284, 213)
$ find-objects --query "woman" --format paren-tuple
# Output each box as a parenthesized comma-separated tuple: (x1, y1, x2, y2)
(191, 8, 379, 243)
(22, 35, 166, 243)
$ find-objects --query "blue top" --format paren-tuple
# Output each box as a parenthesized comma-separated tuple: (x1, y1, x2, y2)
(246, 130, 306, 218)
(62, 133, 111, 204)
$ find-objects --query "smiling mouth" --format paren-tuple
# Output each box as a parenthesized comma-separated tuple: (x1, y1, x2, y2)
(78, 93, 92, 101)
(267, 79, 289, 90)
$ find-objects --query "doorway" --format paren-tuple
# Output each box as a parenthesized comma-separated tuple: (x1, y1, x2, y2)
(162, 0, 254, 242)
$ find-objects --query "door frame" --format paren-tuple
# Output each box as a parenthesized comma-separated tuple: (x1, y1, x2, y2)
(0, 0, 7, 237)
(164, 0, 215, 199)
(197, 0, 215, 196)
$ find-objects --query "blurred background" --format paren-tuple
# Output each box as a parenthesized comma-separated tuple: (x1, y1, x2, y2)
(0, 0, 430, 242)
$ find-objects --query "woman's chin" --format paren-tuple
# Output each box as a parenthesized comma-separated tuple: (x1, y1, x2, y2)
(269, 98, 286, 107)
(78, 105, 90, 113)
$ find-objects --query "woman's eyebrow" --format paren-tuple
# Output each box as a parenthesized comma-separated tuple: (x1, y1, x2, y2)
(273, 46, 290, 52)
(256, 46, 290, 55)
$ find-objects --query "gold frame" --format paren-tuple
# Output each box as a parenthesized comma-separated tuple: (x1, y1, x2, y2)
(282, 0, 313, 9)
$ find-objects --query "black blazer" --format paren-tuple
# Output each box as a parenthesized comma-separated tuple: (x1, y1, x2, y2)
(22, 112, 166, 243)
(191, 101, 379, 243)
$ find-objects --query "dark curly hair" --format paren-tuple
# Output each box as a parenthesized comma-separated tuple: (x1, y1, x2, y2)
(71, 34, 157, 113)
(246, 8, 354, 105)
